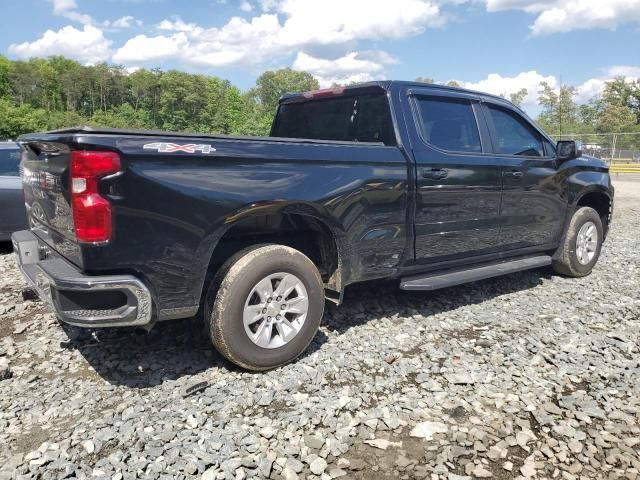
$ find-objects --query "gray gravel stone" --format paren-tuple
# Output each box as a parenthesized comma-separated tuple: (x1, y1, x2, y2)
(1, 181, 639, 479)
(304, 434, 325, 450)
(309, 457, 327, 475)
(284, 458, 303, 473)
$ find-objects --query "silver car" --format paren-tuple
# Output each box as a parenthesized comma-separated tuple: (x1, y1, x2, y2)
(0, 142, 27, 241)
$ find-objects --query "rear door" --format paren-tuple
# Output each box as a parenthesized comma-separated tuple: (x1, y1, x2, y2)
(406, 88, 503, 264)
(480, 100, 566, 250)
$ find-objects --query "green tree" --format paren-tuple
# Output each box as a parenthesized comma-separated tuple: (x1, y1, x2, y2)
(509, 88, 528, 107)
(601, 77, 640, 125)
(129, 68, 162, 123)
(415, 76, 434, 84)
(47, 56, 85, 111)
(602, 77, 632, 107)
(90, 104, 152, 129)
(158, 70, 209, 132)
(0, 55, 11, 99)
(254, 69, 319, 115)
(0, 98, 48, 139)
(596, 102, 636, 135)
(46, 110, 86, 130)
(537, 82, 578, 135)
(5, 54, 636, 147)
(578, 101, 600, 129)
(218, 85, 250, 135)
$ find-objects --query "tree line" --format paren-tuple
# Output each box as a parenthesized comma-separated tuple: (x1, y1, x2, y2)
(0, 55, 319, 140)
(1, 54, 639, 153)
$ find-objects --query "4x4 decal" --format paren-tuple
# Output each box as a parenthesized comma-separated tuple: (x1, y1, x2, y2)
(143, 142, 216, 154)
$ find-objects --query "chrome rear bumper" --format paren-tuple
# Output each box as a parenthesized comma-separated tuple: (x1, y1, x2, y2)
(12, 230, 152, 328)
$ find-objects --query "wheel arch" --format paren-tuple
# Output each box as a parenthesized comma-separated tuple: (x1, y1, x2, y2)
(200, 207, 346, 308)
(574, 188, 613, 238)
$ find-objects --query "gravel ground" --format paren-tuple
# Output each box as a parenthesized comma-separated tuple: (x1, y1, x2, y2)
(1, 180, 638, 480)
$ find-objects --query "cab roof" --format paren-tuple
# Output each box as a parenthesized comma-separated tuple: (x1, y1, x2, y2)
(280, 80, 510, 105)
(279, 80, 528, 121)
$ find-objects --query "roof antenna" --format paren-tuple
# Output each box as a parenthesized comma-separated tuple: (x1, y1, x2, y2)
(559, 75, 563, 138)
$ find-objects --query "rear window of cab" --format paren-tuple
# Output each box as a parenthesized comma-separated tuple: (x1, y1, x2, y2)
(272, 94, 396, 146)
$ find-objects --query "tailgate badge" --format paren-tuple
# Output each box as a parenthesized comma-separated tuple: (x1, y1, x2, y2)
(143, 142, 216, 154)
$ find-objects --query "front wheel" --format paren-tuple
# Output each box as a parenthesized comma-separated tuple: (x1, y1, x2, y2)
(552, 206, 604, 277)
(205, 244, 325, 371)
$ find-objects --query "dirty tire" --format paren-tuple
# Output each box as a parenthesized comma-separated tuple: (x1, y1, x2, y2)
(552, 206, 603, 277)
(205, 244, 324, 371)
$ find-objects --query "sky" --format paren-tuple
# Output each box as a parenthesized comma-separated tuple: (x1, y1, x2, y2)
(1, 0, 640, 115)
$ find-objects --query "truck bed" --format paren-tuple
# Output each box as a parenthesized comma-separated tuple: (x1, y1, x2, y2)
(18, 124, 409, 321)
(30, 125, 384, 146)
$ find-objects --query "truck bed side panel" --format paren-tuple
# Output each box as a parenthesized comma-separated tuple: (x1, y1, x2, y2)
(24, 134, 409, 314)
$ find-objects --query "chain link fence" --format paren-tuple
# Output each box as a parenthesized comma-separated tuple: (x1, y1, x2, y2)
(550, 133, 640, 163)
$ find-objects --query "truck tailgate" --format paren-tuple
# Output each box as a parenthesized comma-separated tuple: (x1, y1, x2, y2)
(20, 141, 82, 264)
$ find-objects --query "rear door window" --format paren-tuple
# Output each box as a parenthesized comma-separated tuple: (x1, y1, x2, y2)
(414, 97, 482, 153)
(0, 147, 20, 176)
(272, 93, 396, 145)
(486, 105, 544, 157)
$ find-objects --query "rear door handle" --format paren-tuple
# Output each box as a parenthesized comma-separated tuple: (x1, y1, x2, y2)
(421, 167, 449, 180)
(503, 170, 524, 179)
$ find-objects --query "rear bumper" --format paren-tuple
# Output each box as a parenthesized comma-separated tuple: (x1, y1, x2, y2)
(12, 230, 152, 328)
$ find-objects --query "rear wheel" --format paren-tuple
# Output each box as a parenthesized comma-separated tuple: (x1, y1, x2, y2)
(205, 244, 324, 370)
(552, 206, 603, 277)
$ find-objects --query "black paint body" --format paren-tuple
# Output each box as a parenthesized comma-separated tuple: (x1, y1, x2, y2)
(18, 81, 613, 319)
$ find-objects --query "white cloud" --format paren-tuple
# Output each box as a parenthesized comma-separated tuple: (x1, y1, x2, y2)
(112, 33, 188, 64)
(240, 0, 254, 12)
(293, 51, 398, 86)
(113, 0, 446, 68)
(50, 0, 77, 14)
(574, 78, 605, 104)
(157, 18, 198, 32)
(49, 0, 93, 25)
(484, 0, 556, 13)
(573, 67, 640, 103)
(107, 16, 143, 29)
(461, 71, 557, 107)
(267, 0, 444, 46)
(8, 25, 112, 64)
(481, 0, 640, 35)
(606, 65, 640, 78)
(459, 67, 640, 111)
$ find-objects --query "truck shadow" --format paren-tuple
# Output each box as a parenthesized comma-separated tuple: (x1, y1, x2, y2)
(64, 267, 551, 389)
(321, 267, 551, 335)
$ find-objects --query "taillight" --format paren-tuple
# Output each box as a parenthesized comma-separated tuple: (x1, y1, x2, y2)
(70, 150, 121, 243)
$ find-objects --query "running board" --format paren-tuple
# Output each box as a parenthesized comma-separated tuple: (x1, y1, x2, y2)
(400, 255, 552, 291)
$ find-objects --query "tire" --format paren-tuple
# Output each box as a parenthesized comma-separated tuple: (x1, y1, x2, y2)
(204, 244, 325, 371)
(552, 206, 604, 277)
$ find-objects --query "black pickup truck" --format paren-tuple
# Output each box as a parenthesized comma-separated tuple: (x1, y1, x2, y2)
(12, 81, 613, 370)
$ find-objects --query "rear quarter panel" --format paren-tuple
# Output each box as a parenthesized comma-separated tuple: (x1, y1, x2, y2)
(79, 135, 410, 313)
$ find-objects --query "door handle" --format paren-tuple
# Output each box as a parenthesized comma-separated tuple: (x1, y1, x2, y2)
(503, 170, 524, 179)
(421, 167, 449, 180)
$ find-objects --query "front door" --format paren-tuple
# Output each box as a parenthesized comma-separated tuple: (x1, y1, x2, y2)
(480, 101, 566, 250)
(407, 90, 503, 264)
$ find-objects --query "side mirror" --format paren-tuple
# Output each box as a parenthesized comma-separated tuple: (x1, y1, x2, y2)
(556, 140, 582, 161)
